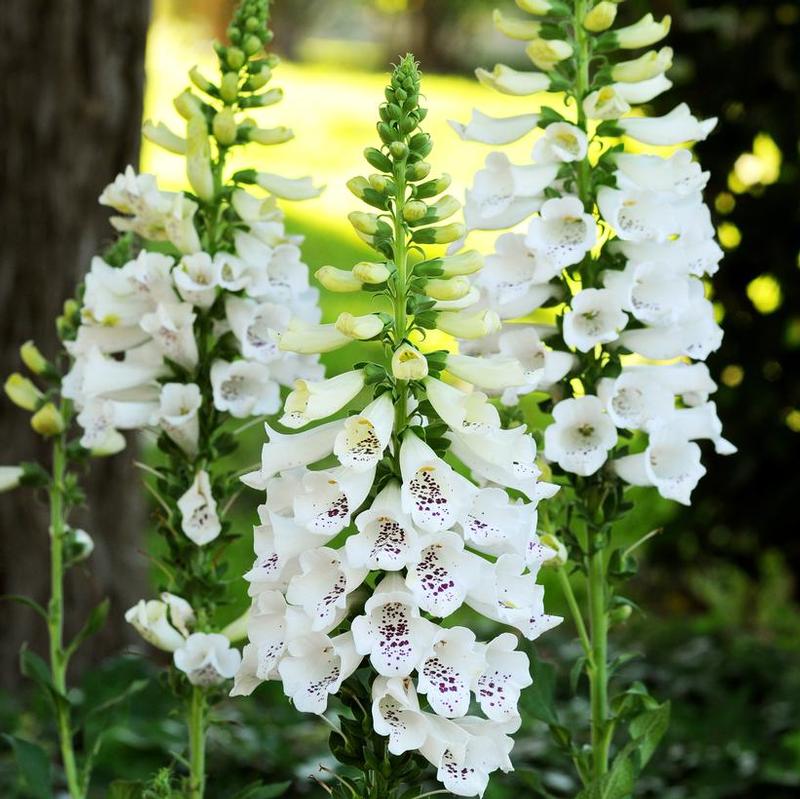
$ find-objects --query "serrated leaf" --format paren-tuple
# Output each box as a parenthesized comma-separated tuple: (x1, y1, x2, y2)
(2, 734, 53, 799)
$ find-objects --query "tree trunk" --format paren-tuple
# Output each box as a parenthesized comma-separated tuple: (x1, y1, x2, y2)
(0, 0, 151, 687)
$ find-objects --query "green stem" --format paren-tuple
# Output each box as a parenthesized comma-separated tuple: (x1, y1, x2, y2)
(188, 686, 207, 799)
(573, 0, 592, 209)
(48, 405, 83, 799)
(587, 535, 610, 780)
(556, 566, 592, 660)
(391, 161, 409, 449)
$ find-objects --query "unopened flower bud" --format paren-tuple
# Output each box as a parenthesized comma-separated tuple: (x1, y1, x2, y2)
(584, 1, 617, 32)
(391, 343, 429, 381)
(220, 71, 240, 104)
(242, 34, 262, 56)
(20, 341, 48, 375)
(440, 250, 484, 277)
(403, 200, 428, 221)
(186, 117, 215, 202)
(428, 195, 460, 221)
(389, 141, 409, 159)
(5, 373, 42, 411)
(316, 266, 362, 293)
(244, 64, 271, 91)
(335, 312, 385, 341)
(31, 403, 65, 437)
(0, 466, 24, 493)
(189, 66, 214, 93)
(516, 0, 560, 14)
(407, 161, 431, 181)
(493, 9, 542, 39)
(347, 176, 370, 199)
(611, 47, 673, 83)
(143, 120, 186, 154)
(174, 89, 204, 121)
(526, 38, 573, 71)
(247, 126, 293, 145)
(348, 211, 380, 235)
(63, 298, 79, 318)
(609, 604, 633, 624)
(64, 528, 94, 564)
(540, 533, 568, 567)
(244, 88, 282, 108)
(212, 109, 238, 145)
(424, 277, 472, 301)
(368, 174, 391, 192)
(90, 429, 127, 457)
(352, 261, 391, 284)
(226, 47, 246, 70)
(613, 13, 671, 49)
(411, 222, 466, 244)
(437, 309, 501, 339)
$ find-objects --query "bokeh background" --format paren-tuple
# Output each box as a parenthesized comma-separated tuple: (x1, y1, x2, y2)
(1, 0, 799, 797)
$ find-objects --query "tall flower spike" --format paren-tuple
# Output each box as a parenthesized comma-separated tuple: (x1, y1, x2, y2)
(60, 1, 324, 796)
(453, 0, 734, 794)
(235, 54, 561, 798)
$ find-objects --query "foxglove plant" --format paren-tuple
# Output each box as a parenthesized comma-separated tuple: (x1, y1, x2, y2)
(452, 0, 734, 794)
(1, 247, 134, 798)
(233, 55, 562, 798)
(58, 1, 322, 796)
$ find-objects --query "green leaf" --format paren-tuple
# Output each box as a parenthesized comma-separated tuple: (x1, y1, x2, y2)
(601, 752, 635, 799)
(628, 701, 671, 768)
(19, 648, 66, 707)
(0, 594, 48, 621)
(65, 598, 109, 661)
(526, 655, 559, 726)
(108, 780, 145, 799)
(2, 734, 53, 799)
(230, 781, 292, 799)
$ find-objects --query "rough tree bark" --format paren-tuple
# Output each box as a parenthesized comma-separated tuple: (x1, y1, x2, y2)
(0, 0, 152, 687)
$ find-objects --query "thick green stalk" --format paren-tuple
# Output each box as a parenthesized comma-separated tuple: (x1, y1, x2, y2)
(392, 162, 409, 444)
(587, 535, 609, 780)
(188, 686, 207, 799)
(48, 404, 83, 799)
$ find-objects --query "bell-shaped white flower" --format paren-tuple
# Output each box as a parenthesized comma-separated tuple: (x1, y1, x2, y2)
(82, 256, 156, 327)
(174, 633, 241, 687)
(280, 370, 364, 429)
(449, 108, 540, 145)
(613, 362, 717, 407)
(583, 86, 631, 119)
(476, 633, 532, 723)
(225, 296, 290, 364)
(442, 354, 535, 393)
(210, 359, 280, 418)
(255, 172, 324, 201)
(417, 626, 484, 718)
(242, 420, 342, 489)
(293, 466, 375, 536)
(467, 554, 562, 640)
(278, 319, 352, 354)
(125, 597, 188, 652)
(346, 482, 421, 571)
(244, 510, 327, 592)
(333, 393, 394, 472)
(76, 395, 157, 450)
(525, 196, 597, 268)
(177, 470, 221, 546)
(160, 592, 195, 638)
(372, 677, 431, 755)
(475, 63, 551, 96)
(458, 487, 537, 560)
(620, 103, 717, 146)
(215, 251, 250, 293)
(464, 152, 557, 231)
(286, 547, 367, 632)
(425, 377, 500, 433)
(533, 122, 588, 164)
(614, 430, 706, 505)
(399, 433, 477, 532)
(405, 532, 480, 617)
(173, 252, 219, 308)
(597, 371, 675, 431)
(655, 402, 736, 455)
(562, 288, 628, 352)
(277, 631, 360, 714)
(351, 574, 437, 676)
(153, 382, 201, 456)
(604, 262, 693, 326)
(613, 73, 673, 104)
(614, 237, 723, 279)
(614, 150, 708, 197)
(140, 302, 198, 371)
(448, 423, 546, 498)
(421, 715, 514, 798)
(73, 344, 165, 400)
(544, 395, 617, 476)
